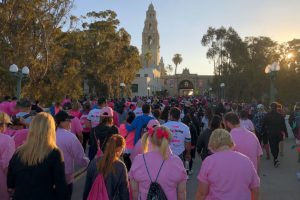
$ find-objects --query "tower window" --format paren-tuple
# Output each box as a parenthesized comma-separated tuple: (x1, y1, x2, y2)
(149, 23, 152, 29)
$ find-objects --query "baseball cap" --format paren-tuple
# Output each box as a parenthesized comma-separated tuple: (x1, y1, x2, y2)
(147, 119, 160, 129)
(62, 102, 72, 110)
(100, 107, 113, 117)
(54, 111, 74, 125)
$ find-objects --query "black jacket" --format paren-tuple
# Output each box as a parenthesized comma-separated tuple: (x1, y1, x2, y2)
(7, 149, 69, 200)
(263, 110, 288, 138)
(90, 124, 119, 158)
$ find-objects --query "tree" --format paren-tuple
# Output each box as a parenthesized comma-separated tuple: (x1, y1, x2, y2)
(172, 54, 182, 75)
(166, 64, 173, 75)
(144, 51, 153, 66)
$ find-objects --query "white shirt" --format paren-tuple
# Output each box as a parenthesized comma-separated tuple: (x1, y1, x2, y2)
(87, 108, 101, 128)
(134, 107, 143, 117)
(163, 121, 191, 156)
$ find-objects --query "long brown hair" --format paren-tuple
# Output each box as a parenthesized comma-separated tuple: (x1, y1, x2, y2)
(97, 134, 125, 178)
(17, 112, 59, 166)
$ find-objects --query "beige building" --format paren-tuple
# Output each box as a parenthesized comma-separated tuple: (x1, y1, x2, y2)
(131, 3, 164, 97)
(161, 68, 213, 96)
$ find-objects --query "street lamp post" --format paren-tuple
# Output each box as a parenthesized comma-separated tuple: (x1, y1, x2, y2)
(120, 83, 125, 99)
(265, 62, 280, 104)
(220, 83, 225, 99)
(147, 86, 150, 97)
(9, 64, 30, 100)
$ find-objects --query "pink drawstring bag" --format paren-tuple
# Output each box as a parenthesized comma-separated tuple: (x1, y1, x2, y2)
(87, 174, 109, 200)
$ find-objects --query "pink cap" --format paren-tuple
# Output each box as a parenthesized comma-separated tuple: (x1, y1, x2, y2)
(147, 119, 160, 129)
(100, 107, 113, 117)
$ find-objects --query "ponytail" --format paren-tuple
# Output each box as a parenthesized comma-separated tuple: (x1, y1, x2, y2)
(97, 134, 125, 178)
(142, 132, 149, 154)
(148, 126, 173, 160)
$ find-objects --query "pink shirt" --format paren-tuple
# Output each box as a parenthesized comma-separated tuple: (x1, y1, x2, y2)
(70, 110, 82, 119)
(71, 117, 83, 135)
(56, 128, 89, 184)
(0, 133, 15, 200)
(198, 150, 260, 200)
(240, 119, 255, 132)
(230, 127, 263, 170)
(113, 111, 119, 127)
(0, 101, 13, 116)
(129, 151, 187, 200)
(13, 129, 29, 148)
(61, 99, 71, 106)
(119, 124, 135, 151)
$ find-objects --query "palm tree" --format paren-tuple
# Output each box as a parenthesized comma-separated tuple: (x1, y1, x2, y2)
(172, 53, 182, 75)
(144, 51, 153, 66)
(166, 64, 173, 75)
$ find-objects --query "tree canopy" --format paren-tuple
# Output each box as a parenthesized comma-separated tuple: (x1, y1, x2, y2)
(0, 1, 141, 105)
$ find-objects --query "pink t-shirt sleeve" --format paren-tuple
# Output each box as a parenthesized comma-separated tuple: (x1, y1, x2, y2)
(1, 137, 15, 168)
(197, 159, 210, 184)
(128, 154, 143, 180)
(71, 117, 83, 134)
(249, 161, 260, 189)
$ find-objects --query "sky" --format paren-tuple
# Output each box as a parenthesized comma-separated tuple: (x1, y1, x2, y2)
(71, 0, 300, 75)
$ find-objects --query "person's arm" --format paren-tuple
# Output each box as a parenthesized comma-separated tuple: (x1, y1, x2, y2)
(257, 156, 261, 177)
(126, 118, 139, 132)
(71, 136, 90, 167)
(281, 116, 288, 138)
(185, 142, 192, 161)
(177, 181, 186, 200)
(53, 150, 70, 200)
(83, 159, 98, 200)
(195, 182, 209, 200)
(196, 133, 204, 156)
(251, 187, 260, 200)
(130, 180, 139, 200)
(118, 164, 130, 200)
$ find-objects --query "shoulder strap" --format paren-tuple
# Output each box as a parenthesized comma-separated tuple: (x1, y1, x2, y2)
(143, 154, 165, 183)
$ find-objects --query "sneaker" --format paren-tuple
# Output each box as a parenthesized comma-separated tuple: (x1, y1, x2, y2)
(274, 160, 280, 168)
(280, 152, 284, 157)
(266, 153, 270, 160)
(296, 173, 300, 179)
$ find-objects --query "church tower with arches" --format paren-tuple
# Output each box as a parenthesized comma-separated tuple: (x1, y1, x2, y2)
(141, 3, 160, 66)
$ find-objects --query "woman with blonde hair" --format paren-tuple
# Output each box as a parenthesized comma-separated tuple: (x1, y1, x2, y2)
(0, 111, 15, 200)
(7, 112, 69, 200)
(129, 126, 187, 200)
(83, 134, 130, 200)
(196, 129, 260, 200)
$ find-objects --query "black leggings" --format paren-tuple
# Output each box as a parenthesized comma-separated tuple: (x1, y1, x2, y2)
(82, 131, 90, 151)
(268, 134, 282, 161)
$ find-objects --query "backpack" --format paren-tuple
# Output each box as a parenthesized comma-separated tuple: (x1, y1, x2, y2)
(87, 174, 109, 200)
(143, 154, 167, 200)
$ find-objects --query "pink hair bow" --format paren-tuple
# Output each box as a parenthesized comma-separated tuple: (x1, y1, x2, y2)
(157, 129, 169, 139)
(148, 127, 155, 136)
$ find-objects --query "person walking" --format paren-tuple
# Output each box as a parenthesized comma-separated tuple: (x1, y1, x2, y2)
(240, 110, 255, 132)
(224, 112, 263, 173)
(89, 107, 119, 159)
(55, 111, 89, 198)
(7, 112, 69, 200)
(262, 103, 288, 167)
(0, 112, 15, 200)
(126, 104, 154, 145)
(83, 134, 130, 200)
(196, 129, 260, 200)
(129, 126, 187, 200)
(197, 115, 222, 161)
(253, 104, 270, 159)
(163, 107, 191, 161)
(87, 98, 107, 128)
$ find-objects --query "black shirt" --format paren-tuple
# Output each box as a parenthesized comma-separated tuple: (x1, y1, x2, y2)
(263, 110, 287, 137)
(7, 149, 69, 200)
(197, 128, 214, 161)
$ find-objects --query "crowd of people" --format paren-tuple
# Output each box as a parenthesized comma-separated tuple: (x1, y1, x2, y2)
(0, 94, 299, 200)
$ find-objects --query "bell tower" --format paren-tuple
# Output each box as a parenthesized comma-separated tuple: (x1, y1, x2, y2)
(142, 3, 160, 66)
